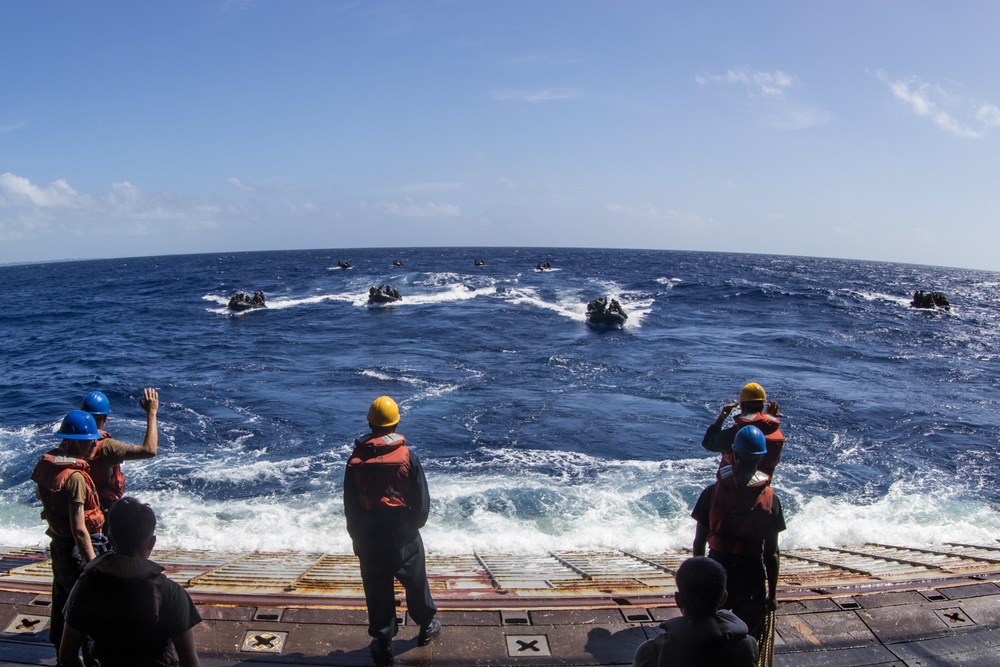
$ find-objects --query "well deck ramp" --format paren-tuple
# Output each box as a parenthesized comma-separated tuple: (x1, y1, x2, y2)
(1, 543, 999, 666)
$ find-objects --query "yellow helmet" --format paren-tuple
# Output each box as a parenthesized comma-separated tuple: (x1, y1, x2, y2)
(739, 382, 767, 404)
(367, 395, 400, 427)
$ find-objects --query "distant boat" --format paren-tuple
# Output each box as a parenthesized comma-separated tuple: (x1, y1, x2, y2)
(368, 285, 402, 304)
(337, 260, 352, 269)
(536, 260, 552, 271)
(228, 291, 267, 312)
(911, 290, 950, 311)
(474, 259, 486, 266)
(586, 296, 627, 328)
(393, 259, 405, 267)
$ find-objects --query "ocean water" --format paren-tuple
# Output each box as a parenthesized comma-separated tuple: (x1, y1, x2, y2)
(1, 248, 998, 554)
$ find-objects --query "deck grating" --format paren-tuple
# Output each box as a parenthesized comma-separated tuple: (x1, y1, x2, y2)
(1, 544, 997, 599)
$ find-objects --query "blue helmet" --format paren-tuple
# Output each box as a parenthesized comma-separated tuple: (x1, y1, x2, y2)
(56, 410, 99, 441)
(81, 391, 111, 416)
(733, 425, 767, 455)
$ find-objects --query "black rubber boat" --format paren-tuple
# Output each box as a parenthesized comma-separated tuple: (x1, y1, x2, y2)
(228, 291, 267, 312)
(586, 296, 627, 328)
(368, 285, 402, 304)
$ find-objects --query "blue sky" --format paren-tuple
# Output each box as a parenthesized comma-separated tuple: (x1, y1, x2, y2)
(2, 2, 999, 270)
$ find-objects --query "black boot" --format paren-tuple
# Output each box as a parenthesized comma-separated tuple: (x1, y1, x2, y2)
(417, 617, 441, 646)
(369, 638, 393, 666)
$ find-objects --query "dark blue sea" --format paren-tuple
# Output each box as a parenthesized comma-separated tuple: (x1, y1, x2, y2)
(2, 248, 998, 553)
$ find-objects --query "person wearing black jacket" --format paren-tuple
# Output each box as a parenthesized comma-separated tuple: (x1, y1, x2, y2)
(344, 396, 440, 666)
(632, 557, 757, 667)
(59, 497, 201, 667)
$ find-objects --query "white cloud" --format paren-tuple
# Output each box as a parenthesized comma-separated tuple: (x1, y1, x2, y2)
(0, 173, 90, 208)
(769, 105, 833, 131)
(284, 200, 319, 214)
(226, 177, 255, 192)
(606, 203, 708, 227)
(606, 203, 659, 219)
(399, 182, 463, 193)
(368, 199, 461, 218)
(107, 181, 142, 208)
(872, 69, 998, 138)
(975, 103, 1000, 127)
(490, 88, 582, 103)
(696, 67, 829, 129)
(0, 172, 222, 240)
(696, 68, 796, 98)
(0, 121, 28, 134)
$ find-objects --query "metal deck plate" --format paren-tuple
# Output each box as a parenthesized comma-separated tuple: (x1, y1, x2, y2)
(187, 551, 324, 594)
(2, 542, 999, 666)
(782, 546, 940, 580)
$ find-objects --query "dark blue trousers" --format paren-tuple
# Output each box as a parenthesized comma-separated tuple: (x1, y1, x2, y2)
(708, 549, 767, 641)
(48, 533, 109, 650)
(354, 534, 437, 644)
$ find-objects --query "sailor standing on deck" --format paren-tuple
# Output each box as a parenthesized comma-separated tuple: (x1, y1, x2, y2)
(692, 425, 785, 641)
(344, 396, 441, 666)
(80, 388, 159, 517)
(30, 411, 109, 652)
(702, 382, 785, 480)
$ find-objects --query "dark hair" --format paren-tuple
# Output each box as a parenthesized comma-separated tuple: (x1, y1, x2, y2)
(107, 497, 157, 556)
(675, 556, 727, 616)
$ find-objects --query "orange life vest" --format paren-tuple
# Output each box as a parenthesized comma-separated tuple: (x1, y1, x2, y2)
(90, 432, 126, 504)
(706, 474, 774, 557)
(31, 451, 105, 535)
(347, 433, 412, 510)
(718, 412, 785, 477)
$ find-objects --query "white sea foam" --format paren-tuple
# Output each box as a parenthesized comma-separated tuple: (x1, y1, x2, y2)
(203, 292, 355, 314)
(357, 370, 461, 405)
(359, 369, 395, 381)
(397, 285, 496, 305)
(152, 467, 1000, 554)
(268, 294, 354, 309)
(843, 289, 915, 308)
(4, 400, 995, 555)
(781, 482, 1000, 549)
(3, 449, 998, 554)
(141, 491, 355, 553)
(499, 287, 578, 321)
(186, 456, 314, 485)
(501, 287, 653, 327)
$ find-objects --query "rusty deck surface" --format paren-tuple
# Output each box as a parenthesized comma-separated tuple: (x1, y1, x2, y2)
(2, 542, 999, 665)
